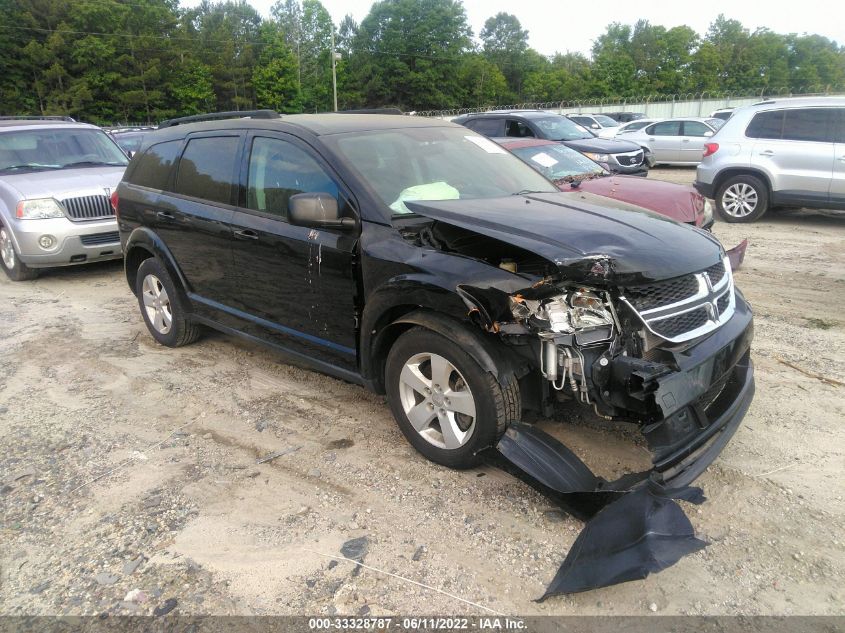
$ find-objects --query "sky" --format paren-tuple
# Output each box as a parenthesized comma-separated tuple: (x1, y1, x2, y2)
(184, 0, 845, 57)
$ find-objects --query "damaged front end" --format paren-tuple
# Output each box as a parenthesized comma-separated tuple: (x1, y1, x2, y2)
(460, 252, 755, 489)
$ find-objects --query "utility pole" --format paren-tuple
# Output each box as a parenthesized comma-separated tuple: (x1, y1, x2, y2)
(331, 28, 341, 112)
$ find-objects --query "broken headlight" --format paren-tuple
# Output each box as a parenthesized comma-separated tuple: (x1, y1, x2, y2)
(511, 289, 616, 345)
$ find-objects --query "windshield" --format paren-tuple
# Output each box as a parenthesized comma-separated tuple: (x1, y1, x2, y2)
(706, 118, 726, 130)
(532, 116, 593, 141)
(0, 127, 128, 174)
(510, 144, 605, 182)
(593, 115, 618, 127)
(331, 127, 557, 214)
(112, 132, 146, 153)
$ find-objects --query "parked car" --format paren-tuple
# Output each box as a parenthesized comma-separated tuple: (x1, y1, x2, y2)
(565, 113, 620, 136)
(623, 117, 725, 166)
(597, 118, 661, 140)
(603, 112, 647, 123)
(0, 117, 128, 280)
(452, 110, 648, 176)
(710, 108, 734, 121)
(497, 137, 747, 269)
(110, 127, 155, 156)
(696, 97, 845, 222)
(117, 110, 754, 486)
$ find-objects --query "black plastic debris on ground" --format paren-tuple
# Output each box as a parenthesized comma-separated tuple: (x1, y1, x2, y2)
(493, 422, 709, 598)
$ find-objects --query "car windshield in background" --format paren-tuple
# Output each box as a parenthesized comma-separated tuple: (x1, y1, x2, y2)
(510, 144, 605, 181)
(707, 118, 726, 130)
(532, 116, 593, 141)
(332, 128, 557, 214)
(593, 115, 618, 127)
(112, 132, 146, 153)
(0, 128, 128, 174)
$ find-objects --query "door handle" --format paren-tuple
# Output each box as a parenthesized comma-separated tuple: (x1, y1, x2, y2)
(759, 150, 775, 156)
(681, 139, 691, 143)
(234, 229, 259, 240)
(156, 211, 174, 220)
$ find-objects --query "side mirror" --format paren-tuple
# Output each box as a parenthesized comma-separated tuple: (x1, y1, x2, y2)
(288, 192, 355, 230)
(591, 123, 600, 129)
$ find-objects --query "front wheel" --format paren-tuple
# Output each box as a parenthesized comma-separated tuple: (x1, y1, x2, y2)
(716, 175, 769, 223)
(385, 327, 520, 469)
(0, 225, 38, 281)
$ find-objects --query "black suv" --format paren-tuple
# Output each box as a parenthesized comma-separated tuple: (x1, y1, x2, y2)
(116, 111, 754, 485)
(452, 110, 648, 176)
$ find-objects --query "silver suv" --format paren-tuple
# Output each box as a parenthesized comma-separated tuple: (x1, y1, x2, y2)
(0, 118, 128, 280)
(695, 97, 845, 222)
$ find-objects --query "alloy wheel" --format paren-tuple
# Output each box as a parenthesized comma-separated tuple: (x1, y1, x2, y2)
(0, 228, 16, 270)
(721, 183, 759, 218)
(398, 352, 477, 450)
(141, 273, 173, 335)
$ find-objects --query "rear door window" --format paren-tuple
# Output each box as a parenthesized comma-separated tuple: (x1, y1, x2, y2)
(174, 136, 240, 205)
(647, 121, 681, 136)
(782, 108, 832, 143)
(129, 140, 182, 190)
(682, 121, 713, 137)
(465, 118, 503, 137)
(834, 108, 845, 143)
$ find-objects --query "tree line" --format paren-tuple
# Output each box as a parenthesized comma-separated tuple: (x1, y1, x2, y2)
(1, 0, 843, 124)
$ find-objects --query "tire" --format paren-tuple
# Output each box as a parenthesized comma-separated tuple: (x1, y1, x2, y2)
(135, 257, 201, 347)
(0, 225, 38, 281)
(385, 326, 520, 469)
(715, 174, 769, 223)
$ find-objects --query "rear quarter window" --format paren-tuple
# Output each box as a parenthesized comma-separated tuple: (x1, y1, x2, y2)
(128, 140, 182, 190)
(745, 110, 785, 139)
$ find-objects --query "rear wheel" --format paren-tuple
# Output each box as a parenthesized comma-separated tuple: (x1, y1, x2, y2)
(385, 327, 519, 469)
(135, 258, 200, 347)
(0, 225, 38, 281)
(716, 174, 769, 223)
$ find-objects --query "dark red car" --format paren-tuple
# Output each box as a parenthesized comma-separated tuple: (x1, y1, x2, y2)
(498, 138, 746, 267)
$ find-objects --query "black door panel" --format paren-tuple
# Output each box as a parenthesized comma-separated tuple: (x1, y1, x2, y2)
(230, 133, 359, 371)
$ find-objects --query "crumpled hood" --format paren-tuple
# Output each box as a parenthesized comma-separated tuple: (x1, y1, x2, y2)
(569, 175, 703, 225)
(1, 166, 125, 200)
(405, 192, 723, 285)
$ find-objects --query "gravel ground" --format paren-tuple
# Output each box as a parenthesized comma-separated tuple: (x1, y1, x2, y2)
(1, 167, 844, 617)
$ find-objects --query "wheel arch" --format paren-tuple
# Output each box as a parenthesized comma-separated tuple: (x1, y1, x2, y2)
(712, 168, 773, 199)
(124, 228, 190, 307)
(367, 307, 523, 395)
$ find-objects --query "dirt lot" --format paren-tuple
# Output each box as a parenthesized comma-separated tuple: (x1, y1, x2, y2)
(2, 167, 844, 617)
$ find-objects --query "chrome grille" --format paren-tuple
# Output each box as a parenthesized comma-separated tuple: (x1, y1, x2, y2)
(61, 195, 114, 221)
(651, 307, 709, 338)
(704, 261, 726, 286)
(623, 276, 699, 312)
(620, 256, 735, 343)
(612, 150, 644, 167)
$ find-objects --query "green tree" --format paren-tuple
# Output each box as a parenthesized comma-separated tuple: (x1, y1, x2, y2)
(253, 23, 302, 112)
(346, 0, 472, 110)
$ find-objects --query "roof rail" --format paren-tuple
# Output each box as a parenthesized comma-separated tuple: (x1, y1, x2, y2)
(158, 110, 281, 129)
(338, 108, 405, 115)
(0, 115, 76, 122)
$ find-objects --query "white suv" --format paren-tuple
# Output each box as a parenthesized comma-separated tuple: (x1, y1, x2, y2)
(695, 97, 845, 222)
